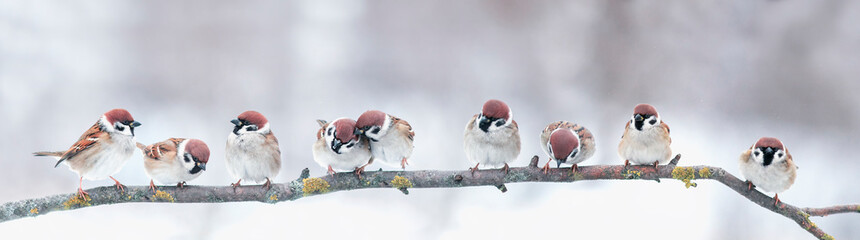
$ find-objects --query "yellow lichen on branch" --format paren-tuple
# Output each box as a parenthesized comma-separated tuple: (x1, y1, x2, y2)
(151, 190, 175, 202)
(672, 167, 697, 188)
(62, 195, 91, 209)
(391, 176, 413, 189)
(302, 178, 330, 196)
(623, 169, 642, 179)
(698, 167, 711, 178)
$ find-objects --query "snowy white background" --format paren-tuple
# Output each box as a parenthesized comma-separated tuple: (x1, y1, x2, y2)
(1, 1, 859, 239)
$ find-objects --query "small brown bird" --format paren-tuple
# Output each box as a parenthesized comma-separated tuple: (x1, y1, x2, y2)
(312, 118, 373, 176)
(226, 111, 281, 189)
(34, 109, 141, 197)
(618, 104, 672, 167)
(739, 137, 797, 206)
(464, 99, 521, 173)
(138, 138, 210, 191)
(540, 121, 596, 174)
(355, 110, 414, 169)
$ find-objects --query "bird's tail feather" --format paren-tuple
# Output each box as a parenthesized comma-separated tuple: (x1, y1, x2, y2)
(33, 151, 66, 168)
(33, 151, 63, 157)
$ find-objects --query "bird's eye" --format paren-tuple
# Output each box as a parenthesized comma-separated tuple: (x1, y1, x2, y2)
(754, 151, 760, 157)
(496, 119, 506, 126)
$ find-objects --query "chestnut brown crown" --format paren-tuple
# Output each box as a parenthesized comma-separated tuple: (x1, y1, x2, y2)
(356, 110, 386, 129)
(237, 111, 269, 127)
(185, 139, 210, 163)
(633, 104, 659, 117)
(482, 99, 511, 119)
(333, 118, 359, 143)
(754, 137, 785, 150)
(550, 130, 579, 160)
(104, 109, 135, 124)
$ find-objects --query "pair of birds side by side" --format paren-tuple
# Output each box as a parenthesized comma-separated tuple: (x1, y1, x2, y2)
(34, 109, 282, 196)
(312, 110, 415, 177)
(34, 103, 797, 207)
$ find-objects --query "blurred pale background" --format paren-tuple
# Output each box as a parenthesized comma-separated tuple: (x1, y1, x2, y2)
(1, 0, 859, 239)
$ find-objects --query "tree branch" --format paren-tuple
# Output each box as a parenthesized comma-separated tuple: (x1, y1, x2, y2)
(1, 154, 855, 239)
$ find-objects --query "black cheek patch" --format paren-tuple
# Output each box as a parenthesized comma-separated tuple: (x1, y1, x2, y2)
(649, 119, 657, 125)
(345, 143, 354, 148)
(371, 128, 380, 134)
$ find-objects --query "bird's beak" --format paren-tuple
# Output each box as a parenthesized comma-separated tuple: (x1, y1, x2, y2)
(556, 160, 563, 168)
(354, 128, 364, 135)
(331, 139, 343, 154)
(231, 119, 241, 126)
(634, 114, 644, 122)
(130, 121, 142, 128)
(197, 162, 207, 171)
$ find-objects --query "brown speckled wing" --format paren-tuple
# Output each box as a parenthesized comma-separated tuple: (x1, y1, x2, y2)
(60, 121, 107, 161)
(392, 116, 414, 141)
(739, 148, 752, 165)
(316, 121, 330, 140)
(622, 121, 630, 139)
(465, 114, 478, 132)
(144, 138, 184, 160)
(660, 121, 671, 144)
(571, 123, 595, 152)
(266, 132, 281, 156)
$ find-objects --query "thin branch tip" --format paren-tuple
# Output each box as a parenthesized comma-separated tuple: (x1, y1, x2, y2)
(528, 155, 539, 168)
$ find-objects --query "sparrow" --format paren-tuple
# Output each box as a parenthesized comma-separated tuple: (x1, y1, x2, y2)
(312, 118, 373, 177)
(226, 111, 281, 189)
(464, 99, 521, 173)
(618, 103, 672, 167)
(540, 121, 596, 174)
(739, 137, 797, 206)
(138, 138, 210, 191)
(33, 108, 141, 197)
(354, 110, 414, 169)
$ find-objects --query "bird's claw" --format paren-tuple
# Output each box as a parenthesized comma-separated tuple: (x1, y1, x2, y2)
(542, 162, 551, 175)
(263, 178, 272, 190)
(401, 158, 409, 169)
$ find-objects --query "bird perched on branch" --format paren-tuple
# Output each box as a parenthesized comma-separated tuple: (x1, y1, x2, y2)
(740, 137, 797, 206)
(464, 99, 521, 174)
(540, 121, 595, 174)
(226, 111, 281, 189)
(618, 103, 672, 167)
(138, 138, 210, 191)
(313, 118, 373, 177)
(355, 110, 414, 169)
(34, 109, 141, 197)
